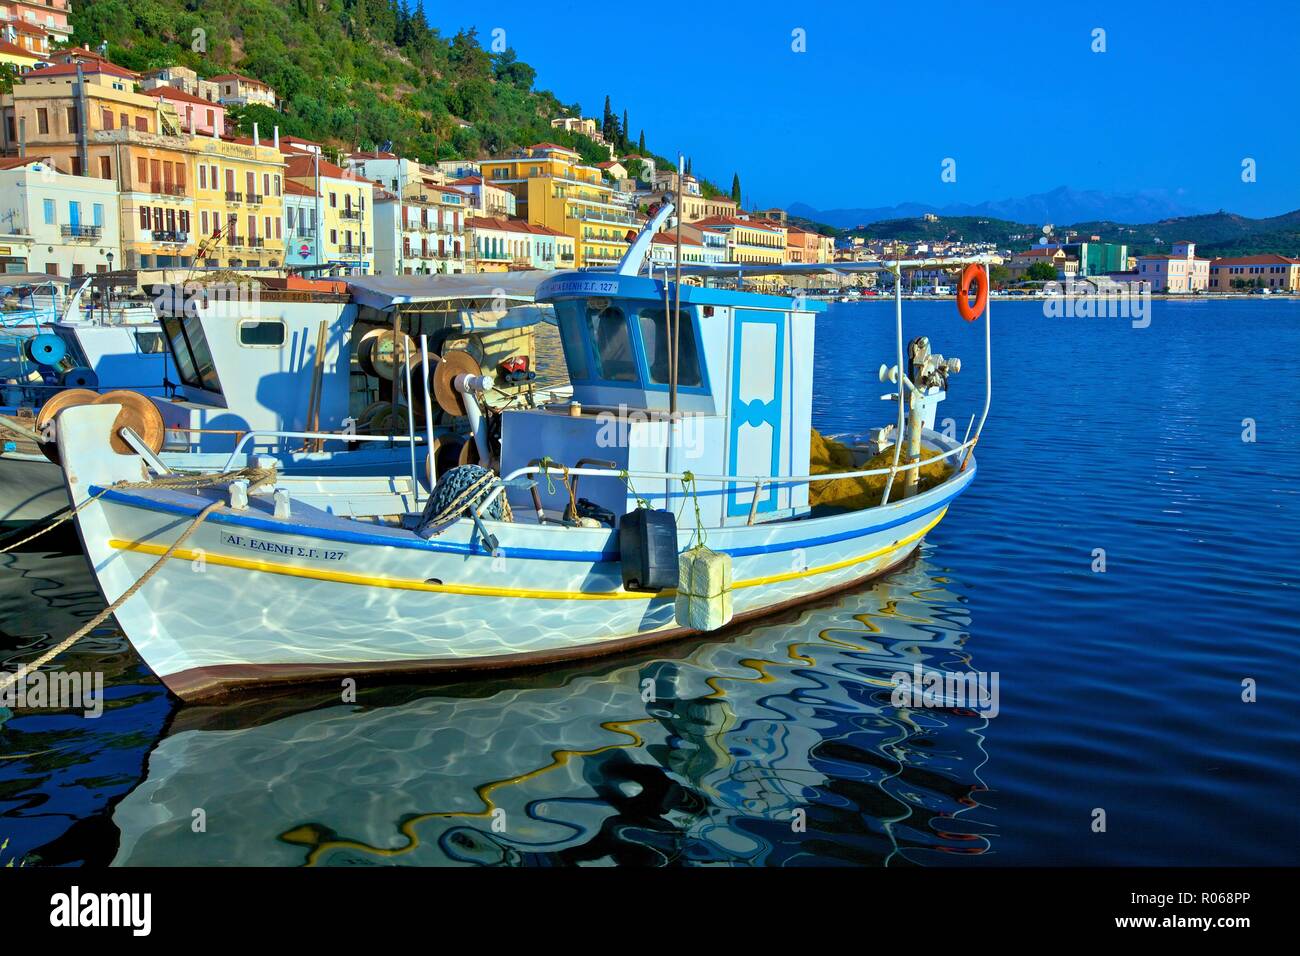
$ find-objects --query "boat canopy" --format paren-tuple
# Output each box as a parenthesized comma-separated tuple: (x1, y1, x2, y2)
(344, 272, 550, 311)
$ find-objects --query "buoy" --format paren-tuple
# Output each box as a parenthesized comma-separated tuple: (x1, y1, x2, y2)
(956, 264, 988, 322)
(675, 545, 733, 630)
(23, 333, 67, 367)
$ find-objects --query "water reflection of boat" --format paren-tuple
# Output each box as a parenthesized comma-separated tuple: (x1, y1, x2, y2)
(106, 553, 991, 866)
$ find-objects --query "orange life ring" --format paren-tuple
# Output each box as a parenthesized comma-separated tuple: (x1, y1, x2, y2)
(956, 264, 988, 322)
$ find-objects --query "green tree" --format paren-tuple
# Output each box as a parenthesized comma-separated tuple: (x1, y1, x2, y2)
(638, 129, 646, 154)
(1025, 262, 1057, 282)
(730, 173, 742, 205)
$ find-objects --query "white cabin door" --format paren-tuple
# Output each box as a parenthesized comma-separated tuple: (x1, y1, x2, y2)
(727, 309, 784, 518)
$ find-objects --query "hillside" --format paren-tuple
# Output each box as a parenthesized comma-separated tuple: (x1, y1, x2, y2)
(69, 0, 627, 167)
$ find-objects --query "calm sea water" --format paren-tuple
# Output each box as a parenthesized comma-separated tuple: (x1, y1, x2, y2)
(2, 299, 1297, 866)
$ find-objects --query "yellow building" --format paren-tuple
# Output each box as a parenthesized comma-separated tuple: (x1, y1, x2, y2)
(479, 143, 638, 267)
(191, 131, 285, 269)
(0, 37, 42, 74)
(694, 215, 787, 289)
(285, 152, 375, 274)
(1208, 254, 1300, 292)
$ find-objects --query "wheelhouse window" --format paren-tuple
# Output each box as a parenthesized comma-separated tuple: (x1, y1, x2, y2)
(160, 313, 222, 393)
(637, 307, 702, 388)
(585, 305, 636, 382)
(238, 319, 286, 347)
(134, 330, 166, 354)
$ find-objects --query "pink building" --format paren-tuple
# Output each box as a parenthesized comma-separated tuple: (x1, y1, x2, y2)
(142, 86, 227, 136)
(1137, 240, 1209, 293)
(0, 0, 72, 47)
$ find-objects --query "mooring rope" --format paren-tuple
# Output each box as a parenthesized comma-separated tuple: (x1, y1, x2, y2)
(0, 465, 276, 691)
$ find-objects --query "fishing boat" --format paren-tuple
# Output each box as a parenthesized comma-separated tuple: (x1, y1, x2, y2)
(54, 199, 991, 702)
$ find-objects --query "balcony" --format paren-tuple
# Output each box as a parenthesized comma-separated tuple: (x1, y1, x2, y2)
(149, 182, 186, 197)
(574, 209, 639, 227)
(246, 193, 264, 205)
(151, 230, 190, 244)
(338, 209, 363, 221)
(294, 229, 315, 239)
(245, 237, 265, 249)
(338, 244, 372, 256)
(225, 190, 243, 203)
(61, 224, 102, 240)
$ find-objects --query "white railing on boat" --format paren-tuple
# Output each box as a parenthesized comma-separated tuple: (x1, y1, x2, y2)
(218, 430, 425, 473)
(478, 435, 979, 525)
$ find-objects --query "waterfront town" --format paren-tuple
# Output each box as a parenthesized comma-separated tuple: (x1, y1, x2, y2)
(1, 25, 1297, 295)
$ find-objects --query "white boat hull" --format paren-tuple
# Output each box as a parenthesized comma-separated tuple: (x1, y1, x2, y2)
(61, 404, 975, 702)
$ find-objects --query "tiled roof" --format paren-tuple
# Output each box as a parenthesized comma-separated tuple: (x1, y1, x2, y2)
(142, 86, 219, 107)
(0, 39, 40, 59)
(26, 60, 139, 80)
(1209, 253, 1300, 266)
(466, 216, 568, 238)
(285, 153, 356, 180)
(210, 72, 270, 88)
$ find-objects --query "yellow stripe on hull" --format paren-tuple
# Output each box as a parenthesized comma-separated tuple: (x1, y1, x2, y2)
(107, 508, 946, 602)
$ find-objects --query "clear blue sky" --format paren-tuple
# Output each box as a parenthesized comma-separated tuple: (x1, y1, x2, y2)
(423, 1, 1299, 218)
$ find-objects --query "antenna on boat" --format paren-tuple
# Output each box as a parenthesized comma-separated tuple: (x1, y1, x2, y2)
(671, 153, 684, 416)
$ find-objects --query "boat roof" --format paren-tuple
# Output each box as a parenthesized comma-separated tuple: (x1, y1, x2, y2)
(0, 273, 69, 289)
(344, 272, 547, 310)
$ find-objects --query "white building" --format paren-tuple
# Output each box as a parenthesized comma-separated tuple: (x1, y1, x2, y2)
(372, 187, 468, 276)
(345, 152, 422, 198)
(0, 157, 121, 276)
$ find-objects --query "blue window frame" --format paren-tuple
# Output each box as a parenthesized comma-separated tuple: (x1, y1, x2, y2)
(555, 297, 711, 396)
(42, 199, 55, 225)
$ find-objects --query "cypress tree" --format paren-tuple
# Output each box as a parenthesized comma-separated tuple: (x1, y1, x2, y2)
(730, 173, 741, 205)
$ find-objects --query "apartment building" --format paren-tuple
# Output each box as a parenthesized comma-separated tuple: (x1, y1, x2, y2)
(480, 142, 639, 267)
(210, 72, 276, 109)
(0, 0, 72, 47)
(191, 130, 286, 269)
(372, 186, 468, 276)
(467, 216, 574, 272)
(0, 155, 121, 275)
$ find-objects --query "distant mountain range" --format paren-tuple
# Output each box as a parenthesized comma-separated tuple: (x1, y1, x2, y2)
(809, 207, 1300, 258)
(788, 187, 1204, 231)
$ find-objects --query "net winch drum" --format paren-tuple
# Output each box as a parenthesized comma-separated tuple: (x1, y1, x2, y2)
(23, 333, 67, 367)
(618, 508, 679, 593)
(61, 366, 99, 389)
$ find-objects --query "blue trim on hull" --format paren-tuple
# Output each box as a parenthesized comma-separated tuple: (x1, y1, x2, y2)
(89, 464, 972, 564)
